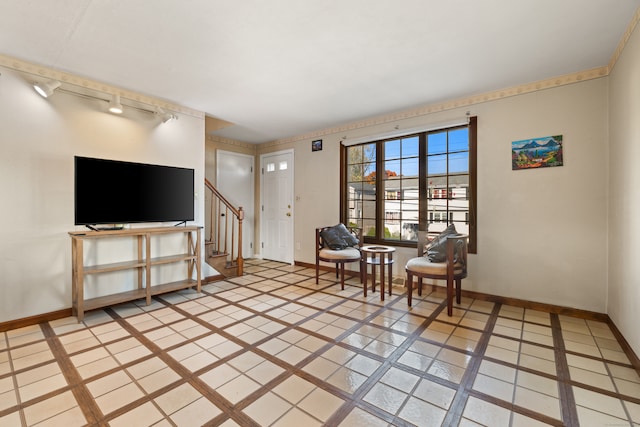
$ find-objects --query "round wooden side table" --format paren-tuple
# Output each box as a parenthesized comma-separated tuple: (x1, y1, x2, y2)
(361, 245, 395, 301)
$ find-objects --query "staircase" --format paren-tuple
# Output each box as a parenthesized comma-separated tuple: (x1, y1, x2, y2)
(204, 178, 244, 278)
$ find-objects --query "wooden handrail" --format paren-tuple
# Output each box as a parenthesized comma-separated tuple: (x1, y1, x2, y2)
(204, 178, 244, 276)
(205, 178, 242, 219)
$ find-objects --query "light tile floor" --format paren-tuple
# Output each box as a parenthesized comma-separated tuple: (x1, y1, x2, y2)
(0, 259, 639, 426)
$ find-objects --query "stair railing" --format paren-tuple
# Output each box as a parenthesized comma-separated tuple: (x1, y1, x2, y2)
(204, 178, 244, 276)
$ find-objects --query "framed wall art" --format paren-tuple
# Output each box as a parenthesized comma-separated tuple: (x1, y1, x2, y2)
(512, 135, 563, 170)
(312, 139, 323, 152)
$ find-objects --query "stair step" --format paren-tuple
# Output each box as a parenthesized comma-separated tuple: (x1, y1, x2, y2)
(206, 253, 239, 278)
(208, 251, 227, 259)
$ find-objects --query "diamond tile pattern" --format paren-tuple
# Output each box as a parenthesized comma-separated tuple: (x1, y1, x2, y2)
(0, 259, 638, 426)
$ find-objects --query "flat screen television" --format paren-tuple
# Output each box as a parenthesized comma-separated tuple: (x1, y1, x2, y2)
(74, 156, 195, 227)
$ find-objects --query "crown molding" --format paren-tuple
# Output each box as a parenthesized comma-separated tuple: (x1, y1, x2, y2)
(609, 6, 640, 72)
(0, 54, 204, 119)
(206, 134, 257, 151)
(266, 66, 609, 148)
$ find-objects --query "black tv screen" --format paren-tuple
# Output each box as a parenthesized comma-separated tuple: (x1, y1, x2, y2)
(74, 156, 195, 226)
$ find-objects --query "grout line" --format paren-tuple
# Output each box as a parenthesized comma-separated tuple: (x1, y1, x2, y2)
(0, 332, 27, 427)
(40, 321, 104, 426)
(550, 313, 580, 427)
(102, 307, 262, 427)
(440, 302, 501, 426)
(1, 261, 639, 426)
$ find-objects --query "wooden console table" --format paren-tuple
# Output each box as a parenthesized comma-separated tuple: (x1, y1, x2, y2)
(69, 226, 201, 322)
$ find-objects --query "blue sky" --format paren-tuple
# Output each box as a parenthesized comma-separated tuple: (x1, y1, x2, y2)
(381, 128, 469, 176)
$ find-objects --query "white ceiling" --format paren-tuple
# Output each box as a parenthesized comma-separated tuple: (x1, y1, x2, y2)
(1, 1, 638, 144)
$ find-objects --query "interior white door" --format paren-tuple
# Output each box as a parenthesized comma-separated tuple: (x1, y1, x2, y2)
(261, 150, 294, 263)
(216, 150, 255, 259)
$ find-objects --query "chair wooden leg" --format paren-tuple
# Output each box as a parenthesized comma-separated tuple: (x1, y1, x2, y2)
(407, 272, 413, 306)
(456, 278, 462, 304)
(340, 263, 345, 290)
(363, 273, 367, 297)
(315, 260, 319, 284)
(447, 277, 454, 316)
(335, 263, 339, 279)
(417, 277, 423, 296)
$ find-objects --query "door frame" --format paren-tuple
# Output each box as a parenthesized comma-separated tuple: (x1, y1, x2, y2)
(215, 150, 255, 259)
(259, 148, 294, 264)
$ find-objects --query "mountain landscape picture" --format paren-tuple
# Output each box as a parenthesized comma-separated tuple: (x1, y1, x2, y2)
(512, 135, 563, 170)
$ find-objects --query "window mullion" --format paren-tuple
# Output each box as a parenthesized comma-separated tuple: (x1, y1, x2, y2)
(376, 140, 385, 241)
(446, 131, 450, 224)
(419, 133, 428, 232)
(469, 116, 477, 253)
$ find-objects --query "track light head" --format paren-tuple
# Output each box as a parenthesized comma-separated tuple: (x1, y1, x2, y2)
(162, 113, 178, 123)
(33, 80, 61, 98)
(108, 94, 123, 114)
(156, 108, 177, 123)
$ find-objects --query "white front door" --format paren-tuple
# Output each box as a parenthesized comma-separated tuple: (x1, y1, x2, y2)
(216, 150, 255, 259)
(261, 150, 294, 263)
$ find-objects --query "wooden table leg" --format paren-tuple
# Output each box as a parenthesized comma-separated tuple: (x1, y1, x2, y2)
(363, 259, 368, 297)
(380, 253, 385, 301)
(76, 239, 84, 322)
(371, 262, 376, 293)
(388, 252, 393, 297)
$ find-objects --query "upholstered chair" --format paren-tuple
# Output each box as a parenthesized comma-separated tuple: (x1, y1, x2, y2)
(315, 225, 363, 289)
(405, 230, 468, 316)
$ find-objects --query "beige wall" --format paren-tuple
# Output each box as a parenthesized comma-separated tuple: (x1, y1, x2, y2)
(608, 21, 640, 356)
(259, 78, 609, 316)
(0, 67, 206, 322)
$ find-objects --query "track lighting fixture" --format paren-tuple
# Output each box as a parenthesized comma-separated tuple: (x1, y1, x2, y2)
(108, 94, 123, 114)
(156, 108, 178, 123)
(33, 80, 61, 98)
(29, 73, 176, 119)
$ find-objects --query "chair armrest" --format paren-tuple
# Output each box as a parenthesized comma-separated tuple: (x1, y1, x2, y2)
(446, 234, 468, 266)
